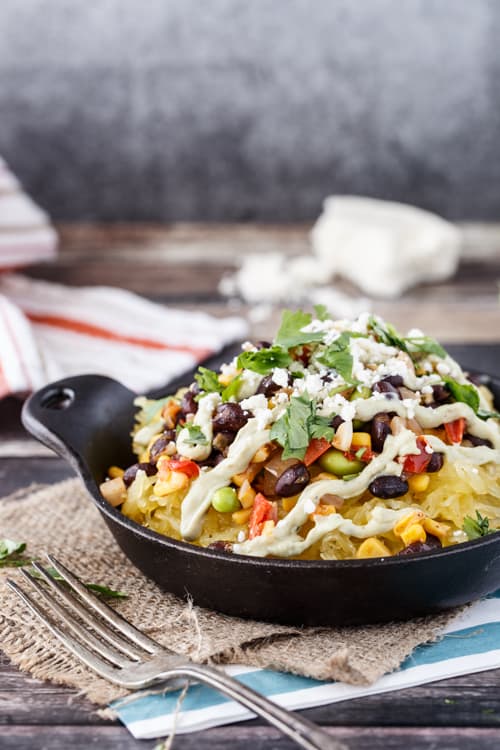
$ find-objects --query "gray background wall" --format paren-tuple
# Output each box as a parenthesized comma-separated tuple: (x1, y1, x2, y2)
(1, 0, 499, 222)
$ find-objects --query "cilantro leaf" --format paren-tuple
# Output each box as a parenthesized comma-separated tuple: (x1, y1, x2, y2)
(237, 346, 291, 375)
(405, 336, 447, 359)
(444, 377, 480, 413)
(270, 393, 333, 460)
(463, 511, 492, 540)
(317, 331, 364, 383)
(29, 567, 128, 598)
(221, 374, 243, 402)
(183, 425, 209, 446)
(313, 304, 330, 321)
(368, 316, 408, 351)
(274, 310, 325, 350)
(194, 367, 222, 395)
(477, 408, 500, 420)
(0, 539, 26, 561)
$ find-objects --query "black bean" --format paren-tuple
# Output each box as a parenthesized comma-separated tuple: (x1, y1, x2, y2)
(371, 413, 392, 452)
(123, 462, 157, 487)
(331, 415, 344, 430)
(464, 433, 493, 448)
(397, 535, 442, 556)
(180, 389, 198, 417)
(207, 540, 233, 553)
(212, 403, 249, 433)
(432, 384, 450, 403)
(426, 452, 444, 473)
(198, 451, 225, 468)
(212, 431, 236, 452)
(369, 475, 409, 499)
(257, 375, 281, 397)
(163, 428, 177, 441)
(372, 380, 401, 399)
(275, 463, 311, 497)
(381, 375, 404, 388)
(256, 340, 272, 350)
(150, 435, 174, 462)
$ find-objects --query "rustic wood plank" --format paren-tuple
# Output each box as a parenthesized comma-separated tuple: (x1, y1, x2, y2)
(1, 724, 500, 750)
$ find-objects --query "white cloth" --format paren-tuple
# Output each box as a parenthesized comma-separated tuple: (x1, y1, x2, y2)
(0, 158, 247, 398)
(0, 157, 57, 268)
(0, 275, 247, 397)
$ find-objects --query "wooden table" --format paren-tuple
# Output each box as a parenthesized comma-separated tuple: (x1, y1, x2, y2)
(1, 223, 500, 749)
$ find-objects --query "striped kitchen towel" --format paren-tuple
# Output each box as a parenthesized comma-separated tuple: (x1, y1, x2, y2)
(113, 590, 500, 739)
(0, 274, 247, 397)
(0, 157, 57, 270)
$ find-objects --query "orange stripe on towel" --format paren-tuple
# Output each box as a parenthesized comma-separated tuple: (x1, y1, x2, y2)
(27, 312, 212, 359)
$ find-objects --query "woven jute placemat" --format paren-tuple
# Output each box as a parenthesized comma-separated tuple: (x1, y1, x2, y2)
(0, 479, 459, 705)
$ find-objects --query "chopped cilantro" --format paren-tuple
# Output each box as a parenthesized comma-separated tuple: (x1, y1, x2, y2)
(444, 377, 480, 413)
(368, 316, 407, 351)
(477, 408, 500, 420)
(237, 346, 291, 375)
(194, 367, 222, 395)
(270, 393, 334, 460)
(221, 374, 243, 402)
(463, 511, 492, 540)
(405, 336, 447, 359)
(274, 310, 325, 350)
(0, 540, 127, 597)
(183, 424, 209, 446)
(355, 447, 367, 460)
(317, 331, 364, 383)
(313, 304, 330, 321)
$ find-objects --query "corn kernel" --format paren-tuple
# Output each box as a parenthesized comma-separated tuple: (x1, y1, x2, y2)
(238, 480, 256, 508)
(232, 464, 261, 487)
(232, 508, 253, 525)
(154, 471, 189, 497)
(261, 520, 275, 536)
(108, 465, 124, 479)
(282, 496, 298, 513)
(251, 444, 273, 464)
(356, 537, 391, 558)
(311, 472, 337, 482)
(350, 432, 372, 450)
(162, 400, 181, 429)
(401, 523, 426, 546)
(408, 474, 431, 493)
(393, 510, 425, 537)
(218, 373, 233, 386)
(423, 517, 450, 541)
(314, 504, 338, 516)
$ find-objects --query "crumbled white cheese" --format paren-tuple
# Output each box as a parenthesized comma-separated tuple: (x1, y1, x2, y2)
(237, 530, 246, 543)
(272, 368, 290, 388)
(437, 362, 451, 376)
(237, 370, 263, 399)
(421, 384, 433, 395)
(402, 399, 416, 420)
(240, 393, 268, 412)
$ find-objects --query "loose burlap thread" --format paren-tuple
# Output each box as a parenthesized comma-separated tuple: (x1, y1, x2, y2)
(0, 479, 460, 706)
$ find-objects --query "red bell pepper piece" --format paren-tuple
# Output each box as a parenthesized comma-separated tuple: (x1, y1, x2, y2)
(304, 437, 332, 466)
(402, 436, 432, 474)
(165, 459, 200, 479)
(344, 448, 376, 464)
(248, 493, 278, 539)
(444, 418, 466, 445)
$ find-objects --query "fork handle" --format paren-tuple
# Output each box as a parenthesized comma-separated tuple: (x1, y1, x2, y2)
(156, 663, 342, 750)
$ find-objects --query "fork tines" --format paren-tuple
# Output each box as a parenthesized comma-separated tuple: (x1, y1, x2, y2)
(6, 554, 160, 684)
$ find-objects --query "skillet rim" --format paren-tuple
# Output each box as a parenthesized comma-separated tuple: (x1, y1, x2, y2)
(22, 370, 500, 572)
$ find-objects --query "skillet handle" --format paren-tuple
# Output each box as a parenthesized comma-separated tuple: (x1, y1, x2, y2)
(21, 375, 136, 478)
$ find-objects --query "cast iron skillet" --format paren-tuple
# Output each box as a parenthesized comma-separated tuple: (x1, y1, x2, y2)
(22, 373, 500, 626)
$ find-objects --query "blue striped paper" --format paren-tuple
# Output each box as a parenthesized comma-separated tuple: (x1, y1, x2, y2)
(113, 590, 500, 739)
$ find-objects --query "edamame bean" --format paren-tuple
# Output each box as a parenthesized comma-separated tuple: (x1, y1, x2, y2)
(211, 486, 241, 513)
(318, 449, 364, 477)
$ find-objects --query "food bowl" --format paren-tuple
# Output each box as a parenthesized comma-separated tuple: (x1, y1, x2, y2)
(22, 373, 500, 626)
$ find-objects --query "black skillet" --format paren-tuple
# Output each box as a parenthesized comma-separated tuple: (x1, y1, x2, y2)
(22, 372, 500, 627)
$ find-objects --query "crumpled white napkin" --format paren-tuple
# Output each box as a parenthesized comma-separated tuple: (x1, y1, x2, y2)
(0, 159, 247, 398)
(220, 196, 462, 302)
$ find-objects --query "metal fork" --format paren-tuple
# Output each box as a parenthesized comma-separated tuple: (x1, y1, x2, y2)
(7, 555, 342, 750)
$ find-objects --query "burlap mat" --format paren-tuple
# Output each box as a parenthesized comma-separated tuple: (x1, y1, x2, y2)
(0, 478, 460, 705)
